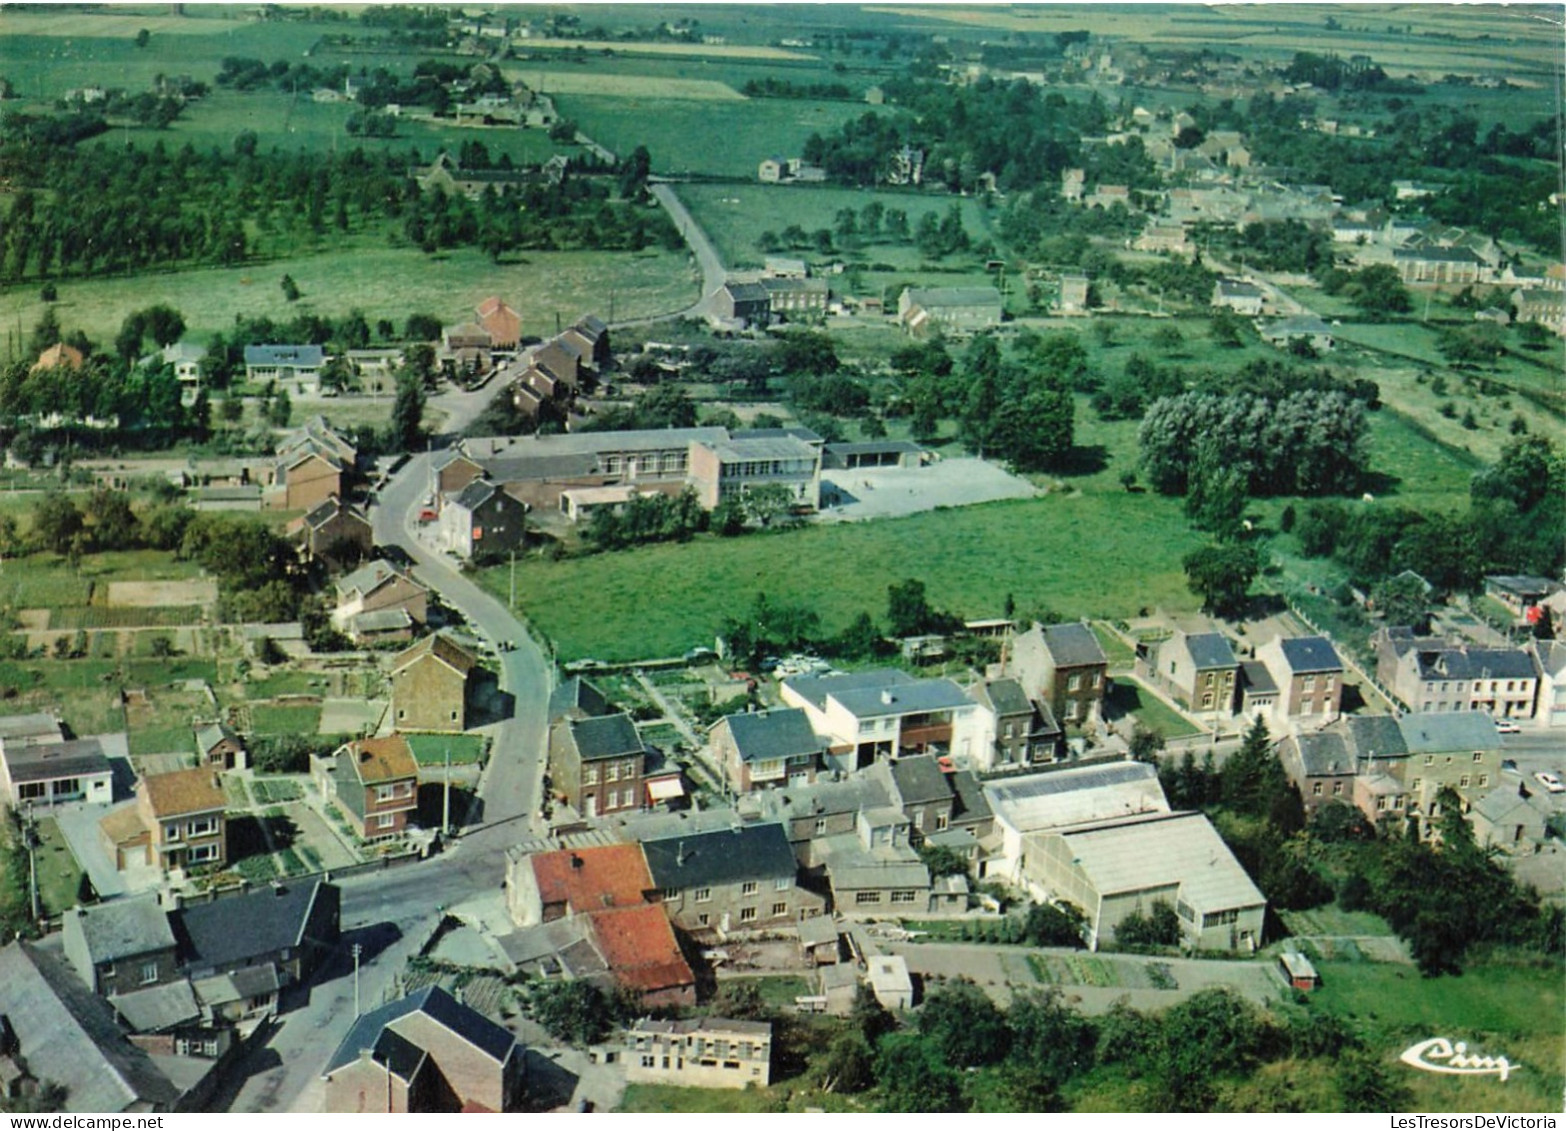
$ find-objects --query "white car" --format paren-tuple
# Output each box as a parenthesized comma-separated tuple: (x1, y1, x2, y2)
(1534, 771, 1565, 794)
(1494, 719, 1522, 735)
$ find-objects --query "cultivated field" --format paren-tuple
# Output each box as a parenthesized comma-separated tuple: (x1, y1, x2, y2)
(506, 68, 744, 100)
(513, 38, 814, 61)
(1, 246, 699, 354)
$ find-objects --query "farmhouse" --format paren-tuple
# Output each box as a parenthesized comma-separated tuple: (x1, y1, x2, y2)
(712, 280, 772, 326)
(474, 297, 521, 350)
(1260, 315, 1335, 353)
(896, 287, 1004, 336)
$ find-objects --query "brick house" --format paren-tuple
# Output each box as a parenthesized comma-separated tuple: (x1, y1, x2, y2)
(322, 986, 527, 1113)
(966, 677, 1062, 771)
(559, 314, 610, 371)
(1277, 729, 1359, 816)
(474, 296, 521, 350)
(194, 723, 246, 772)
(1255, 636, 1344, 722)
(268, 418, 356, 512)
(294, 497, 372, 567)
(548, 713, 647, 819)
(643, 822, 821, 934)
(331, 736, 420, 840)
(711, 708, 825, 793)
(1010, 622, 1109, 728)
(712, 281, 772, 325)
(136, 768, 227, 875)
(390, 633, 479, 733)
(532, 340, 582, 391)
(1141, 630, 1240, 718)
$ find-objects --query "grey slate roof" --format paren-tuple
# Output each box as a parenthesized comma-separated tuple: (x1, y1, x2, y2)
(1342, 715, 1408, 760)
(1186, 632, 1238, 670)
(172, 881, 337, 973)
(549, 677, 612, 721)
(744, 774, 893, 826)
(1419, 647, 1538, 682)
(1278, 636, 1343, 673)
(641, 822, 797, 890)
(1240, 661, 1278, 695)
(569, 713, 645, 762)
(336, 559, 411, 601)
(323, 985, 516, 1076)
(110, 980, 201, 1034)
(886, 755, 952, 806)
(0, 942, 180, 1113)
(949, 770, 993, 825)
(831, 678, 971, 719)
(2, 736, 111, 784)
(195, 723, 237, 756)
(451, 477, 501, 511)
(1398, 711, 1504, 754)
(1291, 731, 1354, 777)
(192, 963, 282, 1009)
(1485, 574, 1559, 598)
(1042, 623, 1108, 667)
(783, 668, 916, 710)
(723, 708, 823, 764)
(976, 677, 1032, 716)
(67, 894, 176, 964)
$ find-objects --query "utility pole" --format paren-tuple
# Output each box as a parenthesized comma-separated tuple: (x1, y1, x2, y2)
(352, 943, 363, 1017)
(442, 745, 452, 837)
(509, 549, 516, 609)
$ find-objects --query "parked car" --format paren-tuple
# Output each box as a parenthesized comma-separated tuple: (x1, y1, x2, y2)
(1495, 718, 1522, 735)
(1534, 771, 1565, 794)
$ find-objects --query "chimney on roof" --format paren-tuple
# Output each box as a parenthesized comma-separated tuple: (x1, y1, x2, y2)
(881, 690, 895, 705)
(570, 853, 583, 870)
(677, 841, 688, 866)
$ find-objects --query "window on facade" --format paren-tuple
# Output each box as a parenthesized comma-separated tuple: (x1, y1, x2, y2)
(1459, 775, 1470, 788)
(697, 914, 709, 927)
(813, 818, 827, 835)
(141, 962, 159, 985)
(935, 815, 949, 831)
(1473, 752, 1484, 762)
(775, 876, 792, 891)
(741, 881, 759, 896)
(1312, 782, 1323, 796)
(376, 813, 397, 829)
(1304, 675, 1316, 690)
(605, 763, 619, 782)
(772, 902, 789, 916)
(739, 907, 757, 923)
(188, 843, 219, 863)
(582, 767, 598, 785)
(1067, 674, 1082, 691)
(164, 823, 182, 842)
(1478, 775, 1489, 787)
(890, 891, 917, 904)
(854, 891, 882, 904)
(641, 1055, 656, 1068)
(694, 888, 712, 903)
(1332, 781, 1343, 795)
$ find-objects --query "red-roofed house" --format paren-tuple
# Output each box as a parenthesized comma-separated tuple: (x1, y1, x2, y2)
(475, 297, 521, 350)
(503, 843, 695, 1006)
(32, 342, 85, 373)
(584, 905, 696, 1007)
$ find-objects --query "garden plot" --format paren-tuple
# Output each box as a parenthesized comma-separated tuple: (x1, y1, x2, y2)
(106, 580, 218, 607)
(319, 698, 387, 736)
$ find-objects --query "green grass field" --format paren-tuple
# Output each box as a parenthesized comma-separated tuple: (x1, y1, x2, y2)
(3, 245, 698, 356)
(33, 818, 86, 915)
(678, 182, 999, 273)
(488, 491, 1204, 662)
(1105, 677, 1203, 739)
(555, 92, 866, 176)
(249, 703, 322, 736)
(1308, 957, 1564, 1112)
(405, 733, 486, 767)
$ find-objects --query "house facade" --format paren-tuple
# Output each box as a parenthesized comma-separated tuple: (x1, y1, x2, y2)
(332, 559, 428, 639)
(331, 736, 420, 840)
(62, 895, 181, 996)
(1010, 622, 1109, 727)
(0, 736, 113, 808)
(711, 708, 826, 793)
(1140, 630, 1240, 718)
(778, 669, 980, 772)
(1374, 627, 1539, 720)
(548, 713, 647, 819)
(295, 497, 372, 566)
(390, 633, 479, 733)
(622, 1019, 772, 1090)
(437, 478, 530, 560)
(137, 768, 227, 875)
(896, 287, 1004, 336)
(1255, 635, 1344, 721)
(642, 822, 822, 934)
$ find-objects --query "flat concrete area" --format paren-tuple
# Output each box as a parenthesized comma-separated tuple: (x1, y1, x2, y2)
(819, 456, 1041, 522)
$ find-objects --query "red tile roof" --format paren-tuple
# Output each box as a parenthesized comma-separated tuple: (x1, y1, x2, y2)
(347, 735, 419, 785)
(529, 844, 651, 915)
(586, 905, 694, 994)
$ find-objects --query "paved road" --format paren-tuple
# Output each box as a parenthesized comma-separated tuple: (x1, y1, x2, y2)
(226, 454, 554, 1112)
(650, 180, 726, 316)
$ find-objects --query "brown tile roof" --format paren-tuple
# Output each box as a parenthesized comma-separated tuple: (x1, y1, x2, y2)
(392, 632, 479, 677)
(98, 805, 150, 849)
(530, 844, 651, 914)
(346, 735, 419, 785)
(586, 905, 695, 994)
(32, 342, 84, 372)
(141, 767, 225, 817)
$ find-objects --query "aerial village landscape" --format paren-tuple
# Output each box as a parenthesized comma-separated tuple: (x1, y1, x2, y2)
(0, 0, 1561, 1115)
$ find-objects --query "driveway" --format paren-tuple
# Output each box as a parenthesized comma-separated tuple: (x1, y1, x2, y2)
(819, 457, 1042, 522)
